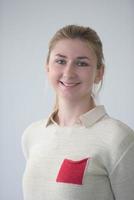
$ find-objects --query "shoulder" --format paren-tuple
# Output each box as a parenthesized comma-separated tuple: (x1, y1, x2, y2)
(111, 117, 133, 136)
(21, 118, 48, 159)
(97, 116, 134, 173)
(22, 118, 48, 137)
(22, 118, 48, 145)
(95, 114, 134, 154)
(99, 115, 134, 138)
(24, 118, 47, 131)
(99, 115, 134, 156)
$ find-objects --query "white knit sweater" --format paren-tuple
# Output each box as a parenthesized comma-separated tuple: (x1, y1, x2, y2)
(22, 105, 134, 200)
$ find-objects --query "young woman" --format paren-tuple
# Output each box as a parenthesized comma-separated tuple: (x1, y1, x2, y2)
(22, 25, 134, 200)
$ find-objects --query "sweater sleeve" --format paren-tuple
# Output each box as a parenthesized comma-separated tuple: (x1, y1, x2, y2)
(21, 123, 34, 160)
(21, 119, 45, 160)
(109, 140, 134, 200)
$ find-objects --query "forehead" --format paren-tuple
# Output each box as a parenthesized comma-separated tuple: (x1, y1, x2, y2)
(50, 39, 97, 59)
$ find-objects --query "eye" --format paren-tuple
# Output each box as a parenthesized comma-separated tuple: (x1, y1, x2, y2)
(76, 61, 89, 67)
(55, 59, 66, 65)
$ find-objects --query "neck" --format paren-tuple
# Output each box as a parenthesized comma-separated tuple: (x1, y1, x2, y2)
(54, 96, 96, 126)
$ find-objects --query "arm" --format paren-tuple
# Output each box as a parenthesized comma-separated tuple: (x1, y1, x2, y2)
(109, 142, 134, 200)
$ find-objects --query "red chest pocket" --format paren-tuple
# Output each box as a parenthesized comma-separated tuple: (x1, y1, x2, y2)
(56, 158, 89, 185)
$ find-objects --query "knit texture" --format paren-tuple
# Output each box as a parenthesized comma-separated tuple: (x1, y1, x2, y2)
(22, 106, 134, 200)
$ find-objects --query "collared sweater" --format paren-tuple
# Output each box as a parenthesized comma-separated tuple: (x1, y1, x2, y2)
(22, 105, 134, 200)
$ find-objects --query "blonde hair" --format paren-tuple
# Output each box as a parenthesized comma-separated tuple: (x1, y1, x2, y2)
(46, 24, 105, 110)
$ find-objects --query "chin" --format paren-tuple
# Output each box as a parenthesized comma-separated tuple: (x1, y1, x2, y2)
(58, 92, 86, 101)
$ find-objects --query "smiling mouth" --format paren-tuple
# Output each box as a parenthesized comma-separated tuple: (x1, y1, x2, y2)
(59, 81, 80, 87)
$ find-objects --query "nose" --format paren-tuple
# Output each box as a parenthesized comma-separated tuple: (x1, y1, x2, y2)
(63, 62, 76, 78)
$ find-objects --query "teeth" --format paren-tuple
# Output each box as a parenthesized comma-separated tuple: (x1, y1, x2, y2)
(60, 81, 79, 87)
(64, 83, 76, 86)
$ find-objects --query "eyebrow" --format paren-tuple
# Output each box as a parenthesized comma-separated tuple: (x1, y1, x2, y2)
(55, 54, 90, 60)
(77, 56, 90, 60)
(55, 54, 67, 58)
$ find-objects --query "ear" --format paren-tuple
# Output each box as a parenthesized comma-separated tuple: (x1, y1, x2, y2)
(94, 65, 104, 84)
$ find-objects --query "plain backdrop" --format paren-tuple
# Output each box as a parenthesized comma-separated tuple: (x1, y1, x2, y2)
(1, 0, 134, 199)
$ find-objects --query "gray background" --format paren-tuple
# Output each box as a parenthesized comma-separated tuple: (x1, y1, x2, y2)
(1, 0, 134, 199)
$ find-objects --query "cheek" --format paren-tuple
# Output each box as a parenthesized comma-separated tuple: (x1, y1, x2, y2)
(81, 69, 96, 84)
(48, 69, 60, 85)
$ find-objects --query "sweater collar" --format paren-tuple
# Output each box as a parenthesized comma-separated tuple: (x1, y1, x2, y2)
(45, 105, 107, 128)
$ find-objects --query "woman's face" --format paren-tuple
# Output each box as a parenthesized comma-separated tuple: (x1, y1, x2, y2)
(46, 39, 103, 101)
